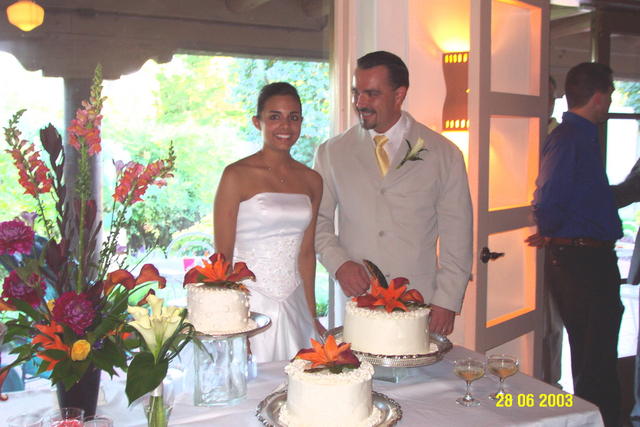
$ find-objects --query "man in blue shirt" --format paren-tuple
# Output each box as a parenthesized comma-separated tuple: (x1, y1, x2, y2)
(527, 62, 623, 427)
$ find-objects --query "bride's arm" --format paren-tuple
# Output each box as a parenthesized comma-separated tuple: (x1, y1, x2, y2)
(214, 165, 242, 261)
(299, 170, 326, 336)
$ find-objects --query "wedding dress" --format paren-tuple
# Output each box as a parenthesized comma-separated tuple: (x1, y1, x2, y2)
(234, 192, 318, 363)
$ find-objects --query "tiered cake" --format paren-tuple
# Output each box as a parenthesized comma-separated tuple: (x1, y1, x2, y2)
(279, 336, 382, 427)
(343, 263, 430, 356)
(183, 253, 256, 334)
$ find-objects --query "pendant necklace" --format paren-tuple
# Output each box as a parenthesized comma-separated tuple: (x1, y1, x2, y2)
(261, 152, 287, 184)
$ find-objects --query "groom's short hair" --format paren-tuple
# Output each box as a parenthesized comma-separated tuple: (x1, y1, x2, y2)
(357, 51, 409, 90)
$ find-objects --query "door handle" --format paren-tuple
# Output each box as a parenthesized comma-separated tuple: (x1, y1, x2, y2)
(480, 247, 505, 264)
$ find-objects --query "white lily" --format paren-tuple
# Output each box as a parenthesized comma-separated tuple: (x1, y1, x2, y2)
(127, 294, 184, 360)
(397, 137, 427, 169)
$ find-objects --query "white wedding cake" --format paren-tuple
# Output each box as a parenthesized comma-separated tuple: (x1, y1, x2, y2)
(186, 284, 256, 334)
(280, 358, 382, 427)
(343, 300, 431, 355)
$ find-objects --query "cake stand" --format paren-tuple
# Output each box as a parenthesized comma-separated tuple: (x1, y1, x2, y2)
(256, 388, 402, 427)
(328, 326, 453, 382)
(193, 312, 271, 407)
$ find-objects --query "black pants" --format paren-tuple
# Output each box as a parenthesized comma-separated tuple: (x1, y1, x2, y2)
(545, 244, 624, 427)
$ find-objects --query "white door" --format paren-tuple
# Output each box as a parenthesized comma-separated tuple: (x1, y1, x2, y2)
(463, 0, 549, 377)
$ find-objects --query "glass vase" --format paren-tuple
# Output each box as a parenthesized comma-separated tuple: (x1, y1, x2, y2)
(144, 382, 173, 427)
(55, 365, 100, 418)
(193, 334, 247, 406)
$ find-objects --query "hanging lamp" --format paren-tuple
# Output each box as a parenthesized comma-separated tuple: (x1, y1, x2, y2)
(6, 0, 44, 32)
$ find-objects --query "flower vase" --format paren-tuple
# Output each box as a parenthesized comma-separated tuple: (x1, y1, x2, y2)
(144, 382, 173, 427)
(56, 364, 101, 417)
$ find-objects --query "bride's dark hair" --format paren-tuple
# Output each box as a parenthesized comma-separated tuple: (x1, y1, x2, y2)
(256, 82, 302, 116)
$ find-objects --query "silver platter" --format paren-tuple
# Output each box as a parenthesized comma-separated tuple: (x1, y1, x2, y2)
(328, 326, 452, 368)
(256, 388, 402, 427)
(195, 312, 271, 339)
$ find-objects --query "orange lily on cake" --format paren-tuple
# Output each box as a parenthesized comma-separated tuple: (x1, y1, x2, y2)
(183, 253, 255, 292)
(354, 260, 426, 312)
(294, 335, 360, 373)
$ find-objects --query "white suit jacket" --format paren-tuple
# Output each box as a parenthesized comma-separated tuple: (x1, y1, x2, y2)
(314, 112, 473, 313)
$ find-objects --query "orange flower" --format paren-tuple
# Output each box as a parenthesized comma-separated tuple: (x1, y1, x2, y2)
(354, 276, 425, 313)
(103, 264, 167, 296)
(294, 335, 360, 369)
(183, 253, 255, 288)
(31, 321, 69, 371)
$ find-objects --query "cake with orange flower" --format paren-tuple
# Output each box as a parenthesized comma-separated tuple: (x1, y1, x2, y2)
(343, 261, 431, 355)
(183, 253, 257, 334)
(279, 336, 382, 427)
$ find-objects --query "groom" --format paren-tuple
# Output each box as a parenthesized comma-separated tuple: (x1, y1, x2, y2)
(314, 51, 472, 335)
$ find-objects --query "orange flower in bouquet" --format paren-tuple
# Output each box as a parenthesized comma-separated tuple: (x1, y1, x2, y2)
(183, 253, 255, 292)
(0, 65, 175, 393)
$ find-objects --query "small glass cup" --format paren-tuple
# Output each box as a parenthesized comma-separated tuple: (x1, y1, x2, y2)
(45, 407, 84, 427)
(453, 358, 485, 407)
(7, 413, 43, 427)
(83, 416, 113, 427)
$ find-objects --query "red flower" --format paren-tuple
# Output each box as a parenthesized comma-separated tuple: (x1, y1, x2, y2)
(5, 137, 52, 196)
(1, 271, 44, 308)
(52, 292, 96, 335)
(113, 160, 174, 204)
(31, 321, 69, 371)
(67, 70, 105, 157)
(183, 253, 255, 289)
(294, 335, 360, 369)
(354, 276, 425, 313)
(0, 219, 35, 255)
(103, 264, 167, 296)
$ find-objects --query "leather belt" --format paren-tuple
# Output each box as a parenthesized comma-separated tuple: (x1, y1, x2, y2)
(547, 237, 615, 248)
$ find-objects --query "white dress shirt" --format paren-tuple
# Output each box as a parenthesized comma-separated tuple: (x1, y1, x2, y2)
(368, 111, 409, 162)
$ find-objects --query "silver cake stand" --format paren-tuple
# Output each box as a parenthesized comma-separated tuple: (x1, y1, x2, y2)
(256, 388, 402, 427)
(195, 311, 271, 339)
(328, 326, 452, 368)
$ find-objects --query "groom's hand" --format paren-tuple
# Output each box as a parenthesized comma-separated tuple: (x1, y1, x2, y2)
(429, 305, 455, 336)
(336, 261, 370, 297)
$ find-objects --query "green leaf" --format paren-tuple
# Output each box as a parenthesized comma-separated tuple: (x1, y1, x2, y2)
(125, 352, 168, 404)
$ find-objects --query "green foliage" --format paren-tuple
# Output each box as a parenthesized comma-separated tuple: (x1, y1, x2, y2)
(617, 81, 640, 114)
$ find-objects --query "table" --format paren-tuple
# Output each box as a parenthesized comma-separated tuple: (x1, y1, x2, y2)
(0, 346, 603, 426)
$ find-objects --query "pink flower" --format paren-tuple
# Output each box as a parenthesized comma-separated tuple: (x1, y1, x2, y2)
(1, 271, 45, 308)
(52, 291, 96, 335)
(0, 219, 35, 255)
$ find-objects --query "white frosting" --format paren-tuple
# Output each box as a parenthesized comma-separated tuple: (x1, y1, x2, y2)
(343, 301, 430, 355)
(280, 359, 381, 427)
(186, 284, 255, 334)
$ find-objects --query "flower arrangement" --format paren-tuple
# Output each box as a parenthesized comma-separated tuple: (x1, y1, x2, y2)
(125, 294, 195, 427)
(0, 65, 175, 392)
(183, 253, 255, 292)
(353, 260, 426, 312)
(293, 335, 360, 374)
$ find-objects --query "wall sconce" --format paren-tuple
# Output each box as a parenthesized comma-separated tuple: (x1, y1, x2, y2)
(442, 51, 469, 131)
(6, 0, 44, 32)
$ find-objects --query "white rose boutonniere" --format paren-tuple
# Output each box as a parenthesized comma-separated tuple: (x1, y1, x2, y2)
(397, 137, 426, 169)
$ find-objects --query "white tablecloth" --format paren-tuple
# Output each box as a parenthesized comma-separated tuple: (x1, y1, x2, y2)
(0, 346, 603, 426)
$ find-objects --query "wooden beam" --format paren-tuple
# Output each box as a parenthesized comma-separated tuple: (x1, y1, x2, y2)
(550, 12, 591, 39)
(225, 0, 272, 13)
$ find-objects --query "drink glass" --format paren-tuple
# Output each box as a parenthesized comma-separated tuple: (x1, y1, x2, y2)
(487, 354, 519, 400)
(453, 358, 485, 407)
(83, 416, 113, 427)
(45, 407, 84, 427)
(7, 413, 43, 427)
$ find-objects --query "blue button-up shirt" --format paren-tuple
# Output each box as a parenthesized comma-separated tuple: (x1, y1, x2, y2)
(532, 112, 622, 240)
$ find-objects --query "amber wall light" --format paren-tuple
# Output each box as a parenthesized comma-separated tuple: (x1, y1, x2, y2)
(442, 51, 469, 132)
(6, 0, 44, 32)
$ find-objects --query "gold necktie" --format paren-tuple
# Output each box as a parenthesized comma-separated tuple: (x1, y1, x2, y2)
(374, 134, 390, 176)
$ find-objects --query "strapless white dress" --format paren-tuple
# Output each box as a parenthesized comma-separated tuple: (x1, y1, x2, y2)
(234, 192, 318, 362)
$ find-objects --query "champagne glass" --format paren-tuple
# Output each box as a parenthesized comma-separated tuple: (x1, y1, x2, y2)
(45, 407, 84, 427)
(487, 354, 519, 400)
(7, 413, 43, 427)
(453, 358, 485, 407)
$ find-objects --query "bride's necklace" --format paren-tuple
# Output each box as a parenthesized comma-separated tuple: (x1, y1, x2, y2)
(261, 152, 289, 184)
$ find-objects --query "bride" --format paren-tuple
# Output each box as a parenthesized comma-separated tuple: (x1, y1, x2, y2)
(214, 82, 325, 362)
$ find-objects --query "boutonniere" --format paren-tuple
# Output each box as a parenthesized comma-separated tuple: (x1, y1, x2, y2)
(397, 137, 426, 169)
